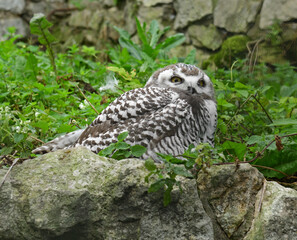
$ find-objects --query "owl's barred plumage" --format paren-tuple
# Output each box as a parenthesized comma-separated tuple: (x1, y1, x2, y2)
(32, 63, 217, 162)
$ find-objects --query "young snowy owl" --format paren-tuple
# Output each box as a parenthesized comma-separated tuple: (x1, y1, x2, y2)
(33, 63, 217, 162)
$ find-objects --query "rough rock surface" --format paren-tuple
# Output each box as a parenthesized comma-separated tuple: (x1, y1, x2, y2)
(143, 0, 173, 7)
(174, 0, 212, 29)
(0, 147, 296, 239)
(197, 164, 264, 240)
(188, 24, 223, 51)
(214, 0, 262, 33)
(0, 0, 25, 14)
(260, 0, 297, 29)
(0, 16, 29, 40)
(244, 181, 297, 240)
(0, 147, 213, 240)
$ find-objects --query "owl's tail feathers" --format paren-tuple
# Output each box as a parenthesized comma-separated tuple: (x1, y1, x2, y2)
(32, 129, 85, 154)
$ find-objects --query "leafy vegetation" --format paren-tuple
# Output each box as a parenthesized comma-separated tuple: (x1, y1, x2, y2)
(98, 131, 146, 160)
(0, 16, 296, 205)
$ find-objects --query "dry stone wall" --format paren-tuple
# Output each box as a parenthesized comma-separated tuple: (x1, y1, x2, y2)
(1, 0, 297, 66)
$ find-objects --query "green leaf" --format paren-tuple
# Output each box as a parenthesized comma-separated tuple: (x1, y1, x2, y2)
(222, 141, 247, 160)
(118, 37, 142, 60)
(267, 119, 297, 126)
(0, 147, 13, 155)
(156, 33, 185, 52)
(116, 142, 130, 150)
(30, 13, 56, 45)
(145, 158, 157, 171)
(163, 184, 173, 206)
(111, 149, 131, 160)
(14, 133, 24, 144)
(33, 121, 49, 133)
(148, 179, 166, 193)
(113, 26, 130, 40)
(253, 144, 297, 178)
(99, 143, 116, 157)
(135, 18, 148, 46)
(131, 144, 147, 157)
(184, 49, 196, 65)
(117, 131, 129, 141)
(172, 166, 193, 178)
(148, 20, 159, 48)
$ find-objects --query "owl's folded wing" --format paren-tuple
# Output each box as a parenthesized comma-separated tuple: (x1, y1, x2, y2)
(90, 87, 179, 126)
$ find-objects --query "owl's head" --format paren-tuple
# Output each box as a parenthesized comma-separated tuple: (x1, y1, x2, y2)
(145, 63, 215, 100)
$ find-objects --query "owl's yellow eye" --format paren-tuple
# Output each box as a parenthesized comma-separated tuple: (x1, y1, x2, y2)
(198, 79, 205, 87)
(170, 76, 183, 84)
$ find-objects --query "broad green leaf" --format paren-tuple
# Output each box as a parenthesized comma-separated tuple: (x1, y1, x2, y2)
(246, 135, 263, 145)
(99, 143, 116, 157)
(148, 179, 166, 193)
(222, 141, 247, 160)
(111, 149, 131, 160)
(14, 133, 24, 144)
(0, 147, 13, 155)
(113, 26, 130, 40)
(234, 82, 249, 89)
(145, 158, 157, 171)
(117, 131, 129, 141)
(116, 142, 130, 150)
(131, 144, 147, 157)
(172, 165, 193, 178)
(236, 89, 249, 98)
(118, 37, 142, 60)
(253, 144, 297, 178)
(33, 121, 49, 133)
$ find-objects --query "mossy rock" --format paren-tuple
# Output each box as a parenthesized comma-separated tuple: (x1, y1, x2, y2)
(204, 35, 250, 69)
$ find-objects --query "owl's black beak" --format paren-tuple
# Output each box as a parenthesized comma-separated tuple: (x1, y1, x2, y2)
(187, 86, 197, 94)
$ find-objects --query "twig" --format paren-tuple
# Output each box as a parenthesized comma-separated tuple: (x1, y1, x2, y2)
(29, 135, 45, 144)
(226, 93, 254, 128)
(0, 157, 20, 189)
(77, 86, 99, 115)
(245, 132, 297, 163)
(214, 133, 297, 177)
(251, 164, 291, 178)
(252, 95, 274, 124)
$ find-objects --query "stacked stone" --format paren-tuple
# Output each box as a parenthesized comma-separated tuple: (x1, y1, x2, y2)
(1, 0, 297, 66)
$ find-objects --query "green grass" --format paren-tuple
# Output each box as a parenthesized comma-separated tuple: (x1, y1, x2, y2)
(0, 17, 297, 182)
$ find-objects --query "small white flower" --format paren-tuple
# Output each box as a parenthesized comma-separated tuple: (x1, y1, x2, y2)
(35, 112, 40, 117)
(79, 102, 85, 109)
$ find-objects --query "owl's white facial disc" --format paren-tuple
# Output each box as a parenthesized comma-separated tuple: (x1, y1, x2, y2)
(145, 63, 215, 100)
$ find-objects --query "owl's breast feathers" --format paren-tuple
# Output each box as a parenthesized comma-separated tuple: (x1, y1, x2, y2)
(74, 87, 217, 159)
